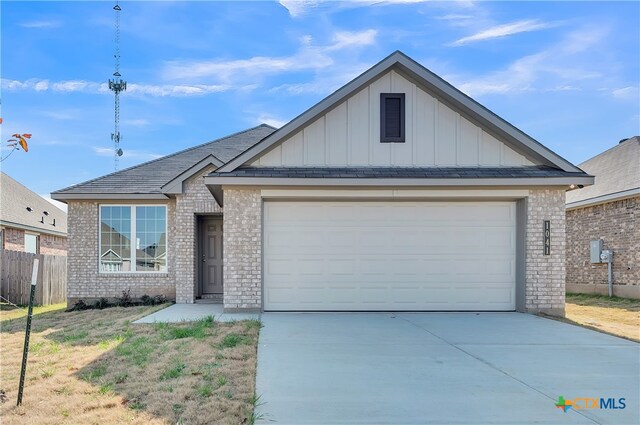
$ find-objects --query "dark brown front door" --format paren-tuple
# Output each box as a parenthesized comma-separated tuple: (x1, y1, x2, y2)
(199, 217, 223, 296)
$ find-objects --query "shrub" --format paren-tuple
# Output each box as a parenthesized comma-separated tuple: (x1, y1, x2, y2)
(117, 289, 133, 307)
(94, 298, 111, 309)
(140, 295, 155, 306)
(72, 300, 88, 311)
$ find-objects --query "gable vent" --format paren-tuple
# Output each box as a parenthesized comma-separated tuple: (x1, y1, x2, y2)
(380, 93, 405, 143)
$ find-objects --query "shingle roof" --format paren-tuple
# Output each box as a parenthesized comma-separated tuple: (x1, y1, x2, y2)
(52, 124, 276, 196)
(1, 172, 67, 235)
(213, 165, 585, 179)
(566, 136, 640, 205)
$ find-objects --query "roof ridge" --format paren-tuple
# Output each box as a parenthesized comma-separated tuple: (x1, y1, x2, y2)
(579, 136, 640, 166)
(53, 124, 275, 194)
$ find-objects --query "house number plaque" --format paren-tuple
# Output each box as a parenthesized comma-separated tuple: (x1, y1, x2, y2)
(543, 220, 551, 256)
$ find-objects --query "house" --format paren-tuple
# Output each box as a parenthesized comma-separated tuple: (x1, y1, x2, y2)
(1, 172, 67, 255)
(52, 51, 593, 316)
(566, 136, 639, 299)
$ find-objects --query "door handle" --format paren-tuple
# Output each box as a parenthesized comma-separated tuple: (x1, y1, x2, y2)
(202, 255, 206, 263)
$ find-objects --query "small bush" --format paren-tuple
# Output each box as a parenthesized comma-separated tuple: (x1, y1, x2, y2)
(117, 289, 133, 307)
(94, 298, 111, 309)
(71, 300, 88, 311)
(140, 295, 155, 306)
(154, 294, 167, 304)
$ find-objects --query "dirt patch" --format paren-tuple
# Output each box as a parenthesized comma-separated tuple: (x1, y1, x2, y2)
(561, 293, 640, 342)
(0, 305, 261, 424)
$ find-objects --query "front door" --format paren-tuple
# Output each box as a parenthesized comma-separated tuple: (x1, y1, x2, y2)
(199, 217, 223, 296)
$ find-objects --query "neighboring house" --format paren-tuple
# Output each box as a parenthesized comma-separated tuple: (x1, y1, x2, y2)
(566, 136, 639, 299)
(53, 51, 593, 316)
(1, 172, 67, 255)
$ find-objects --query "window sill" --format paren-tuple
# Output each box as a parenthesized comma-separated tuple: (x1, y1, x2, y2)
(98, 272, 169, 277)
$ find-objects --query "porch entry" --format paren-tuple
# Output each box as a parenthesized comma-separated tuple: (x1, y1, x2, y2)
(198, 216, 223, 300)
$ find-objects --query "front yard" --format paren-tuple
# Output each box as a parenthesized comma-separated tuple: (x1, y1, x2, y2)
(564, 293, 640, 342)
(0, 304, 261, 424)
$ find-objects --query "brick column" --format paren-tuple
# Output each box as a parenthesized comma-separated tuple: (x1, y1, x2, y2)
(223, 189, 262, 312)
(525, 189, 566, 316)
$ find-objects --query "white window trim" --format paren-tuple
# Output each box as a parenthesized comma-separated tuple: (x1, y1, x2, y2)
(98, 204, 168, 274)
(24, 231, 40, 254)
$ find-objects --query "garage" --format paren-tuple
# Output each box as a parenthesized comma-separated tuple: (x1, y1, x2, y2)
(263, 201, 517, 311)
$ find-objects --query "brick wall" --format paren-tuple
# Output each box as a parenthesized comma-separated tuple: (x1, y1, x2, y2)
(223, 189, 261, 312)
(67, 200, 177, 304)
(2, 226, 67, 255)
(40, 233, 67, 256)
(3, 227, 25, 251)
(566, 196, 639, 298)
(174, 166, 222, 303)
(525, 189, 566, 316)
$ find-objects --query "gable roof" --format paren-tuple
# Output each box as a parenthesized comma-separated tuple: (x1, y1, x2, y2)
(216, 51, 584, 174)
(52, 124, 276, 200)
(566, 136, 640, 208)
(1, 172, 67, 236)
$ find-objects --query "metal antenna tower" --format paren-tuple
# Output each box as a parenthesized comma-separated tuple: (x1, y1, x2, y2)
(109, 2, 126, 170)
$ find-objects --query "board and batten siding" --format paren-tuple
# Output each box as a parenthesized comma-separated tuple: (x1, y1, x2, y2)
(251, 70, 535, 168)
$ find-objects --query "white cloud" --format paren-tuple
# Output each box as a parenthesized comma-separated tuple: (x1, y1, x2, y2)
(0, 78, 249, 97)
(327, 29, 377, 51)
(123, 119, 150, 127)
(256, 114, 288, 128)
(452, 27, 608, 96)
(40, 195, 67, 213)
(611, 86, 639, 100)
(93, 146, 163, 161)
(38, 109, 81, 120)
(279, 0, 428, 18)
(278, 0, 321, 17)
(19, 20, 62, 29)
(162, 28, 377, 83)
(451, 19, 555, 46)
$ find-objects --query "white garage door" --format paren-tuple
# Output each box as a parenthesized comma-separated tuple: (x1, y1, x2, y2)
(263, 201, 516, 311)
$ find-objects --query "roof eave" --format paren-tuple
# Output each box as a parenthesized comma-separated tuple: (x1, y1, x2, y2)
(51, 193, 170, 202)
(566, 187, 640, 210)
(204, 175, 595, 188)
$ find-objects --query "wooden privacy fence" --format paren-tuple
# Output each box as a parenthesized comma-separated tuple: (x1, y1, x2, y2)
(1, 250, 67, 305)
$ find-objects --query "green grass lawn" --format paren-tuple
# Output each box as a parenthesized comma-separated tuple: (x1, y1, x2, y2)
(0, 304, 261, 424)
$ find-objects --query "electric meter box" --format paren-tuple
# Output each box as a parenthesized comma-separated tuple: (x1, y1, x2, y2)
(590, 239, 603, 263)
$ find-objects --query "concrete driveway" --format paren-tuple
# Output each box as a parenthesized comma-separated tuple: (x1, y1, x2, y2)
(255, 313, 639, 424)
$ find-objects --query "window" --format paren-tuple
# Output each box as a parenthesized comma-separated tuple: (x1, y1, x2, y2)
(100, 205, 167, 273)
(24, 233, 39, 254)
(380, 93, 405, 143)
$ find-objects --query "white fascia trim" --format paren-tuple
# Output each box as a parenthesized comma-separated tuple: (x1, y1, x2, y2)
(205, 176, 595, 187)
(566, 187, 640, 210)
(161, 154, 223, 194)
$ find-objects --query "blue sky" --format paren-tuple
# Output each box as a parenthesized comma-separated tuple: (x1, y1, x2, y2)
(1, 1, 638, 211)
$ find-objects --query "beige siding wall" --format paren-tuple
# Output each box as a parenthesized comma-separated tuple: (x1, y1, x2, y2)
(252, 70, 535, 168)
(566, 196, 639, 298)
